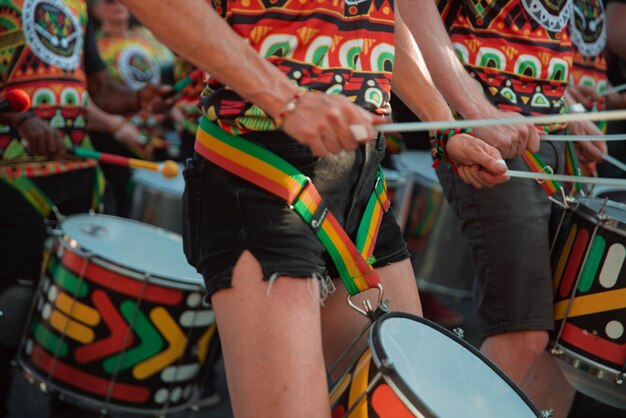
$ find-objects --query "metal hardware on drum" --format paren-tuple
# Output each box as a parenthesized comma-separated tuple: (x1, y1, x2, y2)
(541, 408, 554, 418)
(453, 328, 464, 339)
(346, 283, 386, 321)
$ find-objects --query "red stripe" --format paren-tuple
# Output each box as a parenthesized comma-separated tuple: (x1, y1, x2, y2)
(30, 344, 150, 403)
(195, 139, 294, 201)
(74, 290, 135, 363)
(559, 229, 589, 298)
(99, 153, 130, 167)
(561, 323, 626, 367)
(62, 250, 182, 306)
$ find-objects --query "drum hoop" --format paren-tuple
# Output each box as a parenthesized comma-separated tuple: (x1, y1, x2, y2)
(131, 179, 183, 198)
(369, 312, 543, 416)
(551, 343, 625, 385)
(57, 234, 204, 291)
(17, 358, 200, 415)
(573, 198, 626, 237)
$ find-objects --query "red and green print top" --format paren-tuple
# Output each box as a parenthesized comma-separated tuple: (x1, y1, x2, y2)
(438, 0, 572, 132)
(571, 0, 607, 129)
(0, 0, 101, 167)
(96, 29, 162, 139)
(201, 0, 396, 135)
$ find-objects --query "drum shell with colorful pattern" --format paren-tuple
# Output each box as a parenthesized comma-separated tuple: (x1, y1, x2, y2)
(550, 197, 626, 407)
(18, 214, 217, 415)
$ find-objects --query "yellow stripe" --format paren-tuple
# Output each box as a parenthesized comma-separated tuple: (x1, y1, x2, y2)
(322, 219, 368, 291)
(554, 288, 626, 320)
(198, 323, 217, 364)
(197, 128, 302, 192)
(553, 225, 577, 293)
(133, 307, 187, 380)
(55, 292, 101, 326)
(50, 310, 95, 344)
(329, 372, 352, 408)
(347, 349, 372, 418)
(360, 205, 382, 258)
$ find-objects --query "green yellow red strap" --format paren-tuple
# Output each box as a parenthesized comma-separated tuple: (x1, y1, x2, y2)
(523, 150, 562, 196)
(564, 141, 583, 195)
(1, 176, 54, 218)
(195, 117, 387, 296)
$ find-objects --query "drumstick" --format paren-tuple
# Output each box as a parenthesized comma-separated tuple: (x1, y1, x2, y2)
(601, 153, 626, 173)
(70, 148, 179, 178)
(543, 134, 626, 142)
(506, 170, 626, 186)
(372, 108, 626, 134)
(599, 83, 626, 97)
(173, 69, 204, 93)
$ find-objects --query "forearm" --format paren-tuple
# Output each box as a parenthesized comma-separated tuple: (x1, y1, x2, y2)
(396, 0, 492, 118)
(391, 12, 453, 122)
(87, 98, 126, 134)
(120, 0, 299, 119)
(607, 3, 626, 60)
(87, 71, 141, 115)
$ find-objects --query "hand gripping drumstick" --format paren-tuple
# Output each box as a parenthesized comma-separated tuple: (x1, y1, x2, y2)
(70, 147, 179, 178)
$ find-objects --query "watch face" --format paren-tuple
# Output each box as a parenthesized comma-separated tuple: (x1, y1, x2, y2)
(22, 0, 83, 70)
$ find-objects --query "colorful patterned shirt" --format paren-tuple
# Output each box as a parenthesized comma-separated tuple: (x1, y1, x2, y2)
(571, 0, 608, 129)
(95, 29, 162, 139)
(0, 0, 104, 174)
(200, 0, 396, 135)
(438, 0, 573, 131)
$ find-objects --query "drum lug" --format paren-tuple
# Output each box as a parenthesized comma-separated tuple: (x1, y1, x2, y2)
(346, 284, 388, 322)
(541, 408, 554, 418)
(452, 328, 465, 339)
(550, 347, 564, 357)
(615, 374, 625, 386)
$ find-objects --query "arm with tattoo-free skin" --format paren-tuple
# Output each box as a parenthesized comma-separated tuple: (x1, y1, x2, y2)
(396, 0, 540, 159)
(393, 12, 509, 188)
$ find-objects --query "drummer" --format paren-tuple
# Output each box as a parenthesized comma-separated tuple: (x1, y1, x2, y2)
(399, 0, 611, 416)
(0, 1, 174, 415)
(121, 0, 509, 416)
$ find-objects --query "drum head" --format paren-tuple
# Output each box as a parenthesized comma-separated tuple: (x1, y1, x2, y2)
(371, 313, 540, 417)
(394, 151, 439, 187)
(60, 214, 202, 285)
(132, 164, 184, 196)
(576, 197, 626, 232)
(592, 186, 626, 205)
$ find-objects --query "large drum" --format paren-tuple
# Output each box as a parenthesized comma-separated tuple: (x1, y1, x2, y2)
(393, 151, 473, 299)
(130, 165, 185, 233)
(550, 197, 626, 408)
(330, 312, 542, 417)
(18, 214, 217, 415)
(593, 186, 626, 205)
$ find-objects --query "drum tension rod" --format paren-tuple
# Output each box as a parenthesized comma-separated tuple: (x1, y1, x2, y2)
(616, 362, 626, 386)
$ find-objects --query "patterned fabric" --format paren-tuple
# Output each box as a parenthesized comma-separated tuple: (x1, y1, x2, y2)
(172, 57, 203, 135)
(570, 0, 607, 129)
(0, 0, 93, 168)
(200, 0, 396, 135)
(438, 0, 573, 131)
(96, 29, 162, 139)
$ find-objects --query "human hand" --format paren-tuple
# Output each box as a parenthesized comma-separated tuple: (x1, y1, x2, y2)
(566, 119, 606, 163)
(567, 84, 601, 109)
(445, 133, 510, 188)
(281, 92, 375, 157)
(16, 115, 66, 158)
(467, 107, 540, 158)
(137, 84, 176, 114)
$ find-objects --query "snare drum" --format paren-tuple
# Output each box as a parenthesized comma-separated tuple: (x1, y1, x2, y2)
(593, 186, 626, 205)
(130, 165, 185, 233)
(330, 313, 542, 417)
(18, 214, 217, 415)
(550, 197, 626, 408)
(393, 151, 473, 299)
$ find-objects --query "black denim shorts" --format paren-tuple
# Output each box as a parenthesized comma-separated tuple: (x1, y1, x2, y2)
(182, 132, 409, 298)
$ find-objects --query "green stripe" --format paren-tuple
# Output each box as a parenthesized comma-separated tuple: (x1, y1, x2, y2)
(200, 117, 308, 187)
(578, 235, 606, 293)
(32, 321, 68, 358)
(317, 227, 359, 296)
(103, 301, 164, 374)
(51, 263, 88, 298)
(356, 193, 378, 253)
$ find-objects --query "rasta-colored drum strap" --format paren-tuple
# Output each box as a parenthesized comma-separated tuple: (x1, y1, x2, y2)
(523, 144, 583, 197)
(194, 117, 390, 296)
(1, 164, 105, 218)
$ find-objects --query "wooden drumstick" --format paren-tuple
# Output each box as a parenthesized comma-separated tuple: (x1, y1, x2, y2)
(70, 147, 179, 178)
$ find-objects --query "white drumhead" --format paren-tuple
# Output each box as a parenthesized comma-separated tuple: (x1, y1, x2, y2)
(60, 214, 203, 285)
(376, 316, 537, 417)
(132, 164, 184, 196)
(394, 151, 439, 185)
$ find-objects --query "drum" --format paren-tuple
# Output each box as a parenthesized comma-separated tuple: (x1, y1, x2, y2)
(592, 186, 626, 205)
(393, 151, 473, 299)
(550, 197, 626, 408)
(18, 214, 218, 415)
(129, 164, 185, 233)
(329, 312, 542, 417)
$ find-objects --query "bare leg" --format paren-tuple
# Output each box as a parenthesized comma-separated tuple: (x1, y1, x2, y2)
(481, 330, 574, 418)
(211, 250, 330, 418)
(321, 258, 422, 381)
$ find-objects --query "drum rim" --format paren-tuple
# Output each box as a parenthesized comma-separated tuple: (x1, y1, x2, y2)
(551, 342, 625, 386)
(58, 213, 204, 289)
(17, 356, 201, 415)
(369, 312, 542, 417)
(131, 175, 184, 198)
(572, 197, 626, 236)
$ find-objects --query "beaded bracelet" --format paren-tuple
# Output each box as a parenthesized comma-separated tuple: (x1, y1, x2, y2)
(274, 90, 306, 128)
(431, 127, 473, 173)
